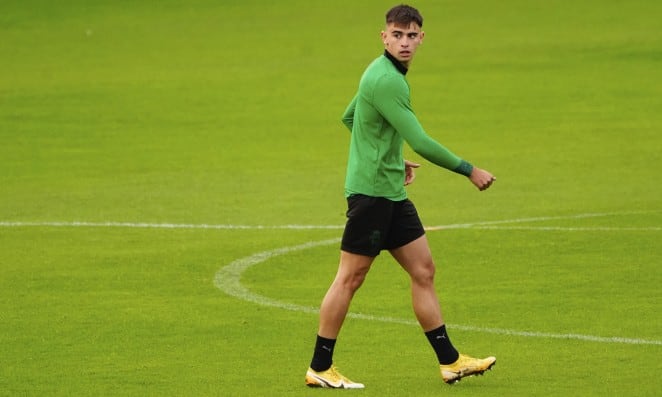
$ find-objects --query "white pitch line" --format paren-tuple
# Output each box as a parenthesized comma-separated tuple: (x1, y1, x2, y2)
(425, 210, 660, 231)
(213, 237, 662, 346)
(0, 221, 344, 230)
(3, 212, 661, 344)
(214, 238, 340, 315)
(1, 220, 659, 232)
(474, 226, 661, 231)
(1, 210, 659, 231)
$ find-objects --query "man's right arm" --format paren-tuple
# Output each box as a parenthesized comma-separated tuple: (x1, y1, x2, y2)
(341, 94, 358, 132)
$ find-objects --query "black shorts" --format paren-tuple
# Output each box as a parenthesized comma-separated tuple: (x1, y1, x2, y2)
(341, 194, 426, 257)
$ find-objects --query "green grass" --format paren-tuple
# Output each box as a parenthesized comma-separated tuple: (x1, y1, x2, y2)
(1, 0, 661, 396)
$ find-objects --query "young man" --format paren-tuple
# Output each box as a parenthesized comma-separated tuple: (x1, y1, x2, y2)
(305, 5, 497, 389)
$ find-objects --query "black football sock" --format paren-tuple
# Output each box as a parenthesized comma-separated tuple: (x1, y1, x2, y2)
(310, 335, 336, 372)
(425, 325, 460, 365)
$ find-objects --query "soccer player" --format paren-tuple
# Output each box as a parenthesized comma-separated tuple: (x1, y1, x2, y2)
(304, 4, 497, 389)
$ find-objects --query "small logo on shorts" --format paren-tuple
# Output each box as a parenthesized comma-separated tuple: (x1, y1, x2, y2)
(369, 230, 381, 249)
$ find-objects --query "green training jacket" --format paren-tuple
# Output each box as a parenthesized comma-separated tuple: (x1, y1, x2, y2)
(342, 51, 472, 201)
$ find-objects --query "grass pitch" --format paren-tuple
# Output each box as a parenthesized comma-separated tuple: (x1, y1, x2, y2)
(1, 1, 660, 396)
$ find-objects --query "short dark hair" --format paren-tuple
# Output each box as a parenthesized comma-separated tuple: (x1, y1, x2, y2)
(385, 4, 423, 28)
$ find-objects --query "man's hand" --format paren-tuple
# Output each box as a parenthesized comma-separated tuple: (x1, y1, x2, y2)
(469, 167, 496, 191)
(404, 160, 421, 186)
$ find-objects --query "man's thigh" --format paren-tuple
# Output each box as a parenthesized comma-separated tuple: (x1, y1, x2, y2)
(389, 234, 434, 277)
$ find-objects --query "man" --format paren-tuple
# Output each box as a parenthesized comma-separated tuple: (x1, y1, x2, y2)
(305, 4, 497, 389)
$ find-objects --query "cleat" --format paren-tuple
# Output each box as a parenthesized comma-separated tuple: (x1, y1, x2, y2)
(440, 353, 496, 384)
(305, 365, 365, 389)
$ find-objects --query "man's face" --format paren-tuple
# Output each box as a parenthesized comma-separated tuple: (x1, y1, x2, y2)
(381, 22, 424, 67)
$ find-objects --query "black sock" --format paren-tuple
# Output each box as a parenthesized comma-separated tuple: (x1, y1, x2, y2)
(425, 325, 459, 365)
(310, 335, 336, 372)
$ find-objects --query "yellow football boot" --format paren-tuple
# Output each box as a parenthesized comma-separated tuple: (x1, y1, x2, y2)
(440, 353, 496, 384)
(305, 365, 365, 389)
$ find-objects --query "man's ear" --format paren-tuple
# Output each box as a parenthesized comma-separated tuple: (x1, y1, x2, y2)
(380, 30, 387, 44)
(420, 31, 425, 42)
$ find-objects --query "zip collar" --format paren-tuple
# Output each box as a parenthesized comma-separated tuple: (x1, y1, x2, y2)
(383, 50, 408, 75)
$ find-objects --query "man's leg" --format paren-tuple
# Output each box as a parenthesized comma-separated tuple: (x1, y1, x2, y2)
(389, 234, 444, 331)
(389, 235, 495, 384)
(318, 250, 374, 339)
(305, 251, 373, 389)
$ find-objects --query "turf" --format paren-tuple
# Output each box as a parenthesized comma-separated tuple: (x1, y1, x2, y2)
(1, 0, 660, 396)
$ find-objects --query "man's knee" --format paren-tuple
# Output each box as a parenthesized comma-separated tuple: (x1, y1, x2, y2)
(337, 251, 374, 292)
(339, 268, 369, 292)
(410, 260, 436, 286)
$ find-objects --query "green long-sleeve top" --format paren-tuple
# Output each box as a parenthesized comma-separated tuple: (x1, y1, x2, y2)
(342, 51, 473, 201)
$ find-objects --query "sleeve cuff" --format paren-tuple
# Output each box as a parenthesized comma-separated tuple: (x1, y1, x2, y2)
(453, 160, 474, 177)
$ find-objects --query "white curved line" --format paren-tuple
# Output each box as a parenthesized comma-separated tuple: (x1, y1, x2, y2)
(2, 212, 659, 344)
(213, 237, 662, 346)
(213, 238, 340, 313)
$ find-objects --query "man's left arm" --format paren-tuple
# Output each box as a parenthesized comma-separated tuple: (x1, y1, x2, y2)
(374, 76, 469, 174)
